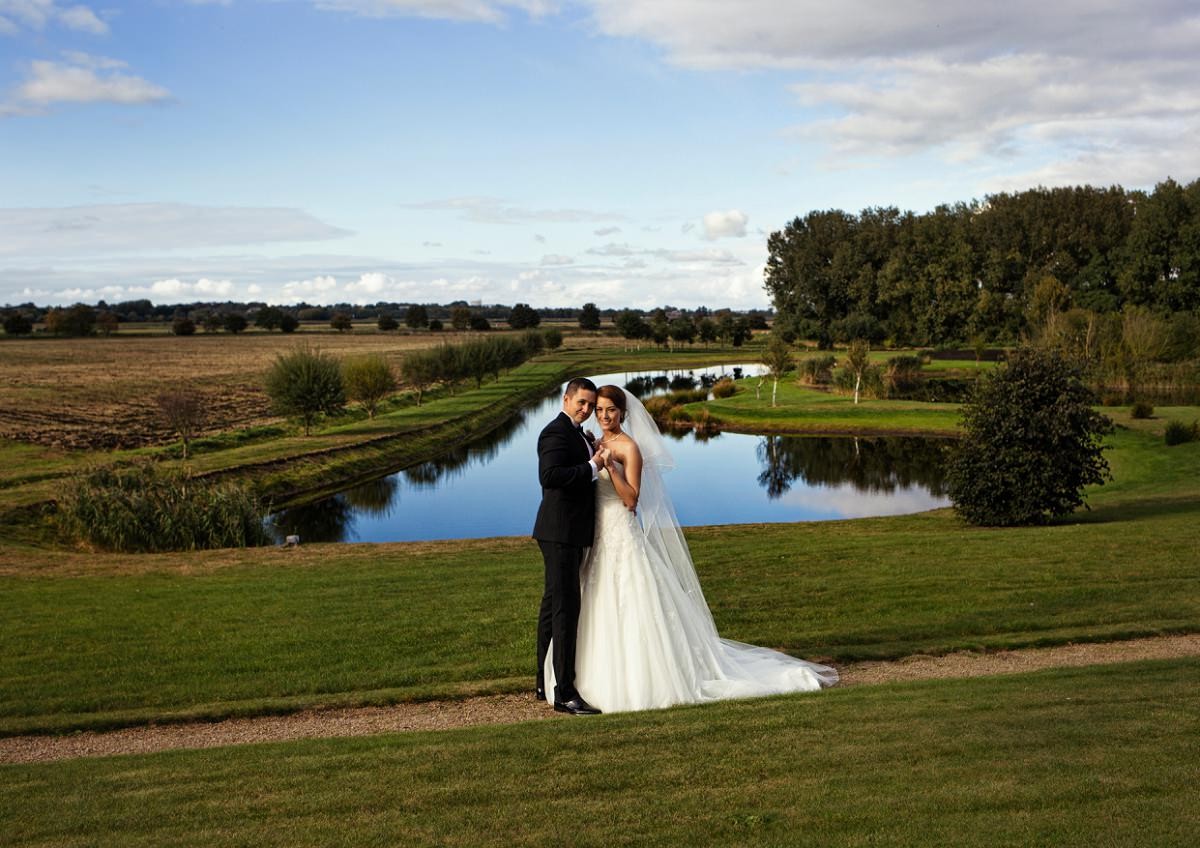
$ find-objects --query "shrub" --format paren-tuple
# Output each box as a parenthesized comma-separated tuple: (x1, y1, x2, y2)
(469, 315, 491, 331)
(832, 363, 884, 399)
(1100, 392, 1125, 407)
(670, 388, 708, 405)
(405, 305, 429, 329)
(508, 302, 540, 329)
(947, 348, 1112, 526)
(57, 463, 270, 552)
(156, 390, 204, 459)
(542, 327, 563, 349)
(1164, 420, 1199, 446)
(427, 318, 444, 332)
(265, 345, 346, 434)
(377, 313, 399, 332)
(796, 355, 836, 385)
(2, 310, 33, 336)
(884, 355, 924, 394)
(642, 396, 675, 419)
(223, 313, 248, 334)
(711, 378, 737, 399)
(330, 311, 353, 332)
(521, 330, 546, 355)
(1130, 401, 1154, 419)
(342, 354, 396, 418)
(665, 405, 692, 423)
(279, 313, 299, 333)
(171, 316, 196, 336)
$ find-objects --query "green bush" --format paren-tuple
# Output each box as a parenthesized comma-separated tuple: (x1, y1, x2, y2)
(342, 354, 396, 418)
(947, 348, 1112, 526)
(832, 363, 884, 399)
(57, 464, 270, 552)
(542, 327, 563, 349)
(711, 378, 737, 399)
(796, 355, 836, 385)
(265, 345, 346, 434)
(670, 388, 708, 405)
(1130, 401, 1154, 419)
(1164, 420, 1200, 446)
(520, 330, 545, 355)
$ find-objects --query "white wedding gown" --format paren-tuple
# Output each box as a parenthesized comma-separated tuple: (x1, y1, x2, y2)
(545, 462, 838, 713)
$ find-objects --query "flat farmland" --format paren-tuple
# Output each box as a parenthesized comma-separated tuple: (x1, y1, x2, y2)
(0, 331, 452, 450)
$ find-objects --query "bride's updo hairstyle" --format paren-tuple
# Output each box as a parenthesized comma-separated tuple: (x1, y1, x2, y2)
(596, 384, 627, 422)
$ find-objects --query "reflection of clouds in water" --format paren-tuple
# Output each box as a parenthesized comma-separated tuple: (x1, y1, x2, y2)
(777, 482, 949, 519)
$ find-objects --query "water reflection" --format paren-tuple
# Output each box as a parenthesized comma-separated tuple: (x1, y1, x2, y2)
(267, 363, 949, 543)
(756, 435, 949, 500)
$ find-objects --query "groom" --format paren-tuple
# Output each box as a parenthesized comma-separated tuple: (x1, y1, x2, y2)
(533, 377, 607, 716)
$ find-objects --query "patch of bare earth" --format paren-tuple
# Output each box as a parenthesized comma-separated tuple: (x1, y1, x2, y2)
(3, 634, 1197, 765)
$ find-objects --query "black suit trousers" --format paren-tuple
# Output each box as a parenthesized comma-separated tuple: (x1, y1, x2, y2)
(537, 540, 584, 702)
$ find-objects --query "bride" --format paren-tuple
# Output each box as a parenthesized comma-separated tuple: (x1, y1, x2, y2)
(545, 383, 838, 713)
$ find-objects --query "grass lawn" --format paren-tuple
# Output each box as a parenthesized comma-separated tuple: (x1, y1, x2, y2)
(2, 426, 1197, 736)
(2, 658, 1196, 847)
(701, 378, 965, 435)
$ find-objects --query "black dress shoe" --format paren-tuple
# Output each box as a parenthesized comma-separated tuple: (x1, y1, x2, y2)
(553, 696, 602, 715)
(535, 686, 546, 701)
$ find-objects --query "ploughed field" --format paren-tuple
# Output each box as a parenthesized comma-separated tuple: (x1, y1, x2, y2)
(0, 332, 451, 450)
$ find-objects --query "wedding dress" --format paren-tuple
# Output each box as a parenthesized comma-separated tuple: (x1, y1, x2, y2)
(545, 389, 838, 713)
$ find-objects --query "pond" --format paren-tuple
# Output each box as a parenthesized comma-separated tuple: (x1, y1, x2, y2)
(268, 364, 952, 543)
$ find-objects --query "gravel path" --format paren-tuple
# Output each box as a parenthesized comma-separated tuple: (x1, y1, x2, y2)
(3, 634, 1197, 765)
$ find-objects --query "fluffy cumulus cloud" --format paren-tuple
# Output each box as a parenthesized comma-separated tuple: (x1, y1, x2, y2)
(701, 209, 748, 240)
(0, 203, 351, 258)
(3, 53, 170, 115)
(0, 0, 108, 34)
(581, 0, 1200, 188)
(138, 277, 236, 299)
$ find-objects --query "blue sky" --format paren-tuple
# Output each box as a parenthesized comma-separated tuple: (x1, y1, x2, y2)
(2, 1, 1197, 309)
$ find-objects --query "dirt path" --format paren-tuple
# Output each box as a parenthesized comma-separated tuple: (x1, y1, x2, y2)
(4, 634, 1197, 765)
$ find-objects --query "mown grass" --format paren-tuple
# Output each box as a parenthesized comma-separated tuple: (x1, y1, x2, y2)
(1, 425, 1197, 735)
(2, 658, 1197, 847)
(700, 377, 964, 434)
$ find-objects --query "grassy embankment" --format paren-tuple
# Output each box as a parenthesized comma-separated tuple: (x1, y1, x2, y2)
(2, 658, 1197, 847)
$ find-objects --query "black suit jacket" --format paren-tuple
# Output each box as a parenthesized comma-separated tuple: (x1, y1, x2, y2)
(532, 412, 596, 547)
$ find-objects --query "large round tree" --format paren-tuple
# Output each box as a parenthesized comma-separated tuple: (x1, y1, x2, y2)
(947, 348, 1112, 526)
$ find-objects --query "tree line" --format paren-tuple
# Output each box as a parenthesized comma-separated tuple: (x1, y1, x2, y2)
(765, 177, 1200, 348)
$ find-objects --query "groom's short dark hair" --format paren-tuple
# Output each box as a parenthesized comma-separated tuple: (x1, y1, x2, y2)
(565, 377, 597, 397)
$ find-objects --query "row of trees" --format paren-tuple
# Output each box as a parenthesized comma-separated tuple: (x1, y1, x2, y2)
(611, 308, 757, 349)
(766, 178, 1200, 348)
(261, 329, 563, 435)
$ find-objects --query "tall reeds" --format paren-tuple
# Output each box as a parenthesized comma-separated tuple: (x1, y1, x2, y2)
(57, 463, 271, 552)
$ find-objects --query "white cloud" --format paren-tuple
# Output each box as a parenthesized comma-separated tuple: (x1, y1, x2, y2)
(401, 196, 624, 225)
(138, 278, 236, 299)
(701, 209, 748, 240)
(0, 0, 107, 34)
(310, 0, 556, 24)
(594, 226, 621, 236)
(0, 203, 352, 258)
(5, 54, 170, 113)
(56, 4, 106, 34)
(540, 253, 574, 266)
(582, 1, 1200, 189)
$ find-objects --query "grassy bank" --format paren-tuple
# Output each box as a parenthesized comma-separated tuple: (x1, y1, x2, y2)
(2, 425, 1197, 736)
(3, 658, 1197, 847)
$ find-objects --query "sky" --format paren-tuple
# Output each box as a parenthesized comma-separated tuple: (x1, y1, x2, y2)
(2, 1, 1198, 310)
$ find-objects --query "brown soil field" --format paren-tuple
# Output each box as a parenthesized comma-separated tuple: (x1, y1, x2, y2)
(0, 331, 454, 450)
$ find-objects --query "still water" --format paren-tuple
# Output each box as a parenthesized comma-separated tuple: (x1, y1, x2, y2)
(269, 365, 951, 543)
